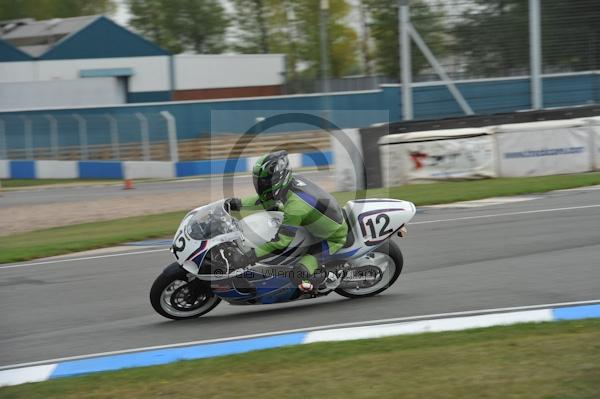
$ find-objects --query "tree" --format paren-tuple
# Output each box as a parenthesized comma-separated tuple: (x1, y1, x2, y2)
(452, 0, 600, 76)
(0, 0, 115, 21)
(364, 0, 447, 78)
(452, 0, 529, 77)
(293, 0, 358, 78)
(127, 0, 228, 54)
(230, 0, 273, 54)
(230, 0, 358, 80)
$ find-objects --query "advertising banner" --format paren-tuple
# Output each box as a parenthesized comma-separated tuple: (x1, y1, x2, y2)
(379, 128, 496, 187)
(494, 120, 592, 177)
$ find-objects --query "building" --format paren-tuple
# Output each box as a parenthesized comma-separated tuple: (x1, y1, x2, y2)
(0, 16, 286, 110)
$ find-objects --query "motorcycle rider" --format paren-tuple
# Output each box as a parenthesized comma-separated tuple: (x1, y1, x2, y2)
(226, 151, 348, 293)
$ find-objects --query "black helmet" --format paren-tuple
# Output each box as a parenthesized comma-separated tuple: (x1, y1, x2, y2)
(252, 151, 293, 203)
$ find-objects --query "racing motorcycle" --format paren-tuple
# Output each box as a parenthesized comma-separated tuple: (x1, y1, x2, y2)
(150, 197, 416, 320)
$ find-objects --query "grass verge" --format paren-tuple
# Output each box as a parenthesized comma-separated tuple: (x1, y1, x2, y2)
(0, 211, 187, 263)
(335, 172, 600, 205)
(1, 172, 600, 264)
(1, 318, 599, 399)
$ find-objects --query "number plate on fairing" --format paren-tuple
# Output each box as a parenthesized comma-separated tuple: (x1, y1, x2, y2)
(344, 199, 416, 248)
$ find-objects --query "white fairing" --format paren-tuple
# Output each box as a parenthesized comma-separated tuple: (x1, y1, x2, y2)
(172, 199, 416, 271)
(342, 199, 416, 257)
(238, 211, 283, 248)
(171, 203, 243, 270)
(238, 211, 316, 264)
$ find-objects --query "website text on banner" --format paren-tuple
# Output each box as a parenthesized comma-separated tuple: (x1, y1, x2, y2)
(494, 120, 593, 177)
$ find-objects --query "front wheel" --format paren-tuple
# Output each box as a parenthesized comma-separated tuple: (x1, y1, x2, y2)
(150, 262, 221, 320)
(335, 240, 403, 298)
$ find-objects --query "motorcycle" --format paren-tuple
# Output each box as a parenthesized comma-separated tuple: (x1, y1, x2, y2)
(150, 196, 416, 320)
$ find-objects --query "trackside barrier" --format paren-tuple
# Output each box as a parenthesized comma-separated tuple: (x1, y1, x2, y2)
(587, 116, 600, 170)
(0, 160, 9, 179)
(0, 151, 332, 180)
(378, 128, 497, 187)
(493, 119, 592, 177)
(376, 117, 600, 187)
(1, 301, 598, 387)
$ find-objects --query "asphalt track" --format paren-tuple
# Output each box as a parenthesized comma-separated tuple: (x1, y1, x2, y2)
(1, 186, 599, 367)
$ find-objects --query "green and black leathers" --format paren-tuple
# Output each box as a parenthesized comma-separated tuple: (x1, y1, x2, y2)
(241, 175, 348, 274)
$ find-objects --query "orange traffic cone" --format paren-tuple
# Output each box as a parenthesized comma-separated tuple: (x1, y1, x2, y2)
(123, 179, 134, 190)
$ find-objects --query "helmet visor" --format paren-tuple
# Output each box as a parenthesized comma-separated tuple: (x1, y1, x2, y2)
(254, 175, 275, 201)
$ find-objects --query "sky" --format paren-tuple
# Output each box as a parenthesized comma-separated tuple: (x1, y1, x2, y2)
(112, 0, 129, 26)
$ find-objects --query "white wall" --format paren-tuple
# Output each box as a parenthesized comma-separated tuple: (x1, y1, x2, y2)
(0, 61, 36, 83)
(37, 56, 170, 92)
(123, 161, 174, 179)
(0, 78, 125, 110)
(0, 160, 8, 179)
(0, 53, 285, 103)
(36, 160, 78, 179)
(0, 56, 170, 93)
(175, 54, 285, 90)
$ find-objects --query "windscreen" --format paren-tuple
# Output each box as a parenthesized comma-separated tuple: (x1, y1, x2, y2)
(186, 202, 236, 240)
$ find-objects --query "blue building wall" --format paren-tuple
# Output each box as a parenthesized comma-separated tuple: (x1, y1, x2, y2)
(0, 39, 33, 62)
(0, 73, 597, 154)
(40, 16, 170, 60)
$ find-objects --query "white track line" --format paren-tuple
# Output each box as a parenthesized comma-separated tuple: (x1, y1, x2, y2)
(1, 298, 598, 371)
(0, 248, 168, 270)
(2, 203, 599, 270)
(411, 204, 600, 225)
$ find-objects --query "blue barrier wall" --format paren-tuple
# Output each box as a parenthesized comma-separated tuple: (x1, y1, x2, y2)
(0, 151, 333, 179)
(1, 72, 597, 153)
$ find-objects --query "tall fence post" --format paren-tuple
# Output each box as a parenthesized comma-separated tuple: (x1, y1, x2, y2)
(105, 115, 120, 160)
(135, 113, 150, 161)
(160, 111, 179, 162)
(408, 25, 474, 115)
(0, 118, 6, 159)
(45, 115, 59, 160)
(399, 0, 413, 121)
(73, 114, 88, 160)
(19, 116, 34, 160)
(529, 0, 543, 109)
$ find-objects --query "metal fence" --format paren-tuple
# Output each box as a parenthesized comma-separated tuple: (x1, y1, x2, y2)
(0, 111, 178, 162)
(395, 0, 600, 120)
(283, 75, 397, 94)
(287, 0, 599, 106)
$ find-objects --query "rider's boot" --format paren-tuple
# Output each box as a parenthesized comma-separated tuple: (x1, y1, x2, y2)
(293, 264, 326, 294)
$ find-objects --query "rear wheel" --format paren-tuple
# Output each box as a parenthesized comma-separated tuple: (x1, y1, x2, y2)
(150, 262, 221, 320)
(335, 241, 403, 298)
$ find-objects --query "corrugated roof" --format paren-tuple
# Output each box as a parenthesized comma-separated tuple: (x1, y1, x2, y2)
(0, 15, 97, 57)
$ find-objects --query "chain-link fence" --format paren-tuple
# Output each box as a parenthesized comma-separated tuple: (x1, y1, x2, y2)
(0, 111, 178, 162)
(407, 0, 599, 81)
(285, 0, 599, 91)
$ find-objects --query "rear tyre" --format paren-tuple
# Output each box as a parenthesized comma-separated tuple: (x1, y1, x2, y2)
(335, 241, 403, 298)
(150, 262, 221, 320)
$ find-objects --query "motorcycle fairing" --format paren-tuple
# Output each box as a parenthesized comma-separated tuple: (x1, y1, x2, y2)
(171, 199, 416, 306)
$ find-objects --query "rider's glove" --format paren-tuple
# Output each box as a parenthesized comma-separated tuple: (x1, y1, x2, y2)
(225, 197, 242, 212)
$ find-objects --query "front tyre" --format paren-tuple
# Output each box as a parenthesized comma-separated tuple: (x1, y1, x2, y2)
(335, 240, 403, 298)
(150, 262, 221, 320)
